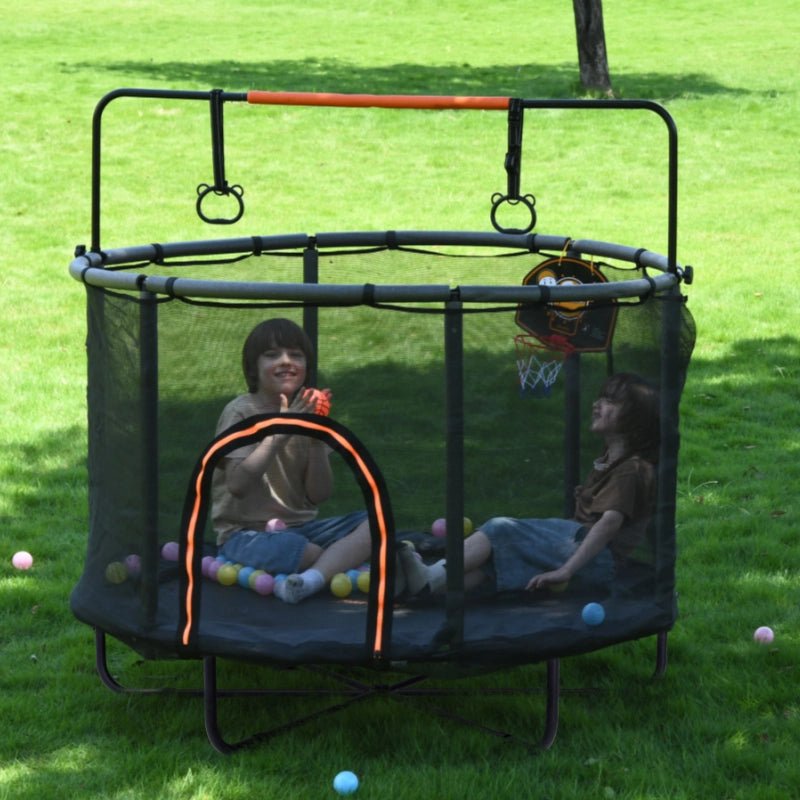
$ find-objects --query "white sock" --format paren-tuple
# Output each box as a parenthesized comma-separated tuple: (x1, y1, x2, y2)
(426, 559, 447, 593)
(274, 568, 324, 604)
(398, 543, 447, 595)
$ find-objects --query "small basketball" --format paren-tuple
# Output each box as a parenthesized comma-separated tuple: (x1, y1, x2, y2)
(305, 387, 331, 416)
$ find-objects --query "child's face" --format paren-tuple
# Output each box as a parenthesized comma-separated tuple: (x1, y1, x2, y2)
(255, 345, 308, 398)
(590, 394, 624, 436)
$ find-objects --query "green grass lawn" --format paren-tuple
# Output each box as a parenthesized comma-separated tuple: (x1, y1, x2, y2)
(2, 1, 799, 798)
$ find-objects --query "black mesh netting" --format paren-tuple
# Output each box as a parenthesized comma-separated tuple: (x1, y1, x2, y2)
(71, 244, 695, 669)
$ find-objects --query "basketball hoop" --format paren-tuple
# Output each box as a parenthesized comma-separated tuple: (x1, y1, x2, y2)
(514, 334, 574, 397)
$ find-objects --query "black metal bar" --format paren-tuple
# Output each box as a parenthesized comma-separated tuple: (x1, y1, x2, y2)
(89, 88, 248, 249)
(540, 658, 560, 749)
(139, 291, 159, 627)
(203, 656, 375, 754)
(654, 630, 669, 678)
(443, 297, 465, 647)
(303, 242, 319, 386)
(518, 99, 679, 273)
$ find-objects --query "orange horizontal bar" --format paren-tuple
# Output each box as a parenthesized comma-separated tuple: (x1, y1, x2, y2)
(247, 90, 510, 111)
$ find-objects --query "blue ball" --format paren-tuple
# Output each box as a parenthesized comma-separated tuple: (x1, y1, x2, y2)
(333, 770, 359, 795)
(581, 602, 605, 626)
(237, 566, 255, 588)
(346, 568, 361, 583)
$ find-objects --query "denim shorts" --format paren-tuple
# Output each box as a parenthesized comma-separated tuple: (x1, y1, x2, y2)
(481, 516, 614, 593)
(219, 510, 368, 574)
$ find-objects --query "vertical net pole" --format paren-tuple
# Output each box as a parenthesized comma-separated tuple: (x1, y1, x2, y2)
(562, 353, 582, 517)
(655, 285, 684, 610)
(444, 299, 465, 647)
(303, 243, 319, 385)
(138, 290, 160, 627)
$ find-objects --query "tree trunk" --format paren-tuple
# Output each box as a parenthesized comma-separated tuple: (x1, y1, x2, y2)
(572, 0, 614, 95)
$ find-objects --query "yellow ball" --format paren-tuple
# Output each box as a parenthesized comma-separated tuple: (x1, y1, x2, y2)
(217, 564, 238, 586)
(356, 570, 370, 593)
(105, 561, 127, 584)
(330, 573, 352, 598)
(463, 517, 474, 537)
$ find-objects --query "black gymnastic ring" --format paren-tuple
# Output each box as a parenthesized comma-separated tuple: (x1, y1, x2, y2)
(490, 192, 537, 234)
(196, 183, 245, 225)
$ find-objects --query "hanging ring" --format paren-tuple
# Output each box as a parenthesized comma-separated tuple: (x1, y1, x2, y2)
(490, 192, 537, 234)
(196, 183, 245, 225)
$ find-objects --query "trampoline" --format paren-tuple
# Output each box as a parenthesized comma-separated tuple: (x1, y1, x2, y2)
(69, 89, 696, 753)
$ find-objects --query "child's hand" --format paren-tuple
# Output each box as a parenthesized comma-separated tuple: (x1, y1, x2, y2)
(526, 566, 571, 592)
(284, 387, 332, 415)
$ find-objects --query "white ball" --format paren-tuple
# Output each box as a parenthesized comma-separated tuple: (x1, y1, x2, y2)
(753, 626, 774, 644)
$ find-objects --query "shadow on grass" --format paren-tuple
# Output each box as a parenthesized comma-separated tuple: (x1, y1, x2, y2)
(63, 56, 756, 101)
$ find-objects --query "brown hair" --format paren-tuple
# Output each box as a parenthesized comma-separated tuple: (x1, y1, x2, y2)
(241, 319, 315, 393)
(598, 373, 660, 462)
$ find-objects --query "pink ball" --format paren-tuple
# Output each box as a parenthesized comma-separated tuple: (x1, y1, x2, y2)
(266, 518, 287, 532)
(12, 551, 33, 570)
(431, 518, 447, 538)
(253, 573, 275, 596)
(753, 626, 774, 644)
(207, 560, 222, 581)
(161, 541, 179, 561)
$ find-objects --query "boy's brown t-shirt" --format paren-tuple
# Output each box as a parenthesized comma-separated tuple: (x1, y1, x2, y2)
(573, 455, 656, 562)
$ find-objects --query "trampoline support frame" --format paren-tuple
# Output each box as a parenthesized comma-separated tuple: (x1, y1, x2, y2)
(93, 627, 669, 754)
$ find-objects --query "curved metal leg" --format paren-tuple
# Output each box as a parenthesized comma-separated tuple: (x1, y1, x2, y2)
(540, 658, 560, 750)
(654, 630, 668, 678)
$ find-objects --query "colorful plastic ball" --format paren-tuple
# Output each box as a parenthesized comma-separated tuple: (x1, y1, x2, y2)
(237, 566, 255, 588)
(266, 518, 287, 532)
(253, 572, 275, 596)
(217, 564, 238, 586)
(753, 626, 774, 644)
(431, 517, 473, 538)
(105, 561, 127, 584)
(330, 573, 352, 598)
(332, 770, 359, 795)
(356, 570, 370, 593)
(549, 581, 569, 593)
(124, 554, 141, 577)
(581, 602, 606, 626)
(201, 555, 215, 576)
(161, 541, 179, 561)
(207, 560, 222, 581)
(12, 551, 33, 570)
(248, 569, 265, 588)
(346, 568, 361, 584)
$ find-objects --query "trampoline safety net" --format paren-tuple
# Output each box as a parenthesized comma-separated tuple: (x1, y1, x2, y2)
(70, 239, 695, 672)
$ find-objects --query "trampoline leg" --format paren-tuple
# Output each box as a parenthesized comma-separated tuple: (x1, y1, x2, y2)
(540, 658, 560, 750)
(654, 630, 669, 678)
(95, 628, 127, 693)
(204, 657, 235, 755)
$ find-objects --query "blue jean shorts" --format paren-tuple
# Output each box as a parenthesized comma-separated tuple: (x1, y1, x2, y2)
(219, 510, 368, 574)
(481, 516, 614, 593)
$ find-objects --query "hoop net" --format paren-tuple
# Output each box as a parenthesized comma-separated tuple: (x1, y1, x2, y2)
(514, 334, 574, 397)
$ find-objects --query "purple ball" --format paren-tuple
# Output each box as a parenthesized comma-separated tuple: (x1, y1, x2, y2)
(124, 554, 141, 577)
(207, 560, 222, 581)
(253, 573, 274, 596)
(161, 541, 179, 561)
